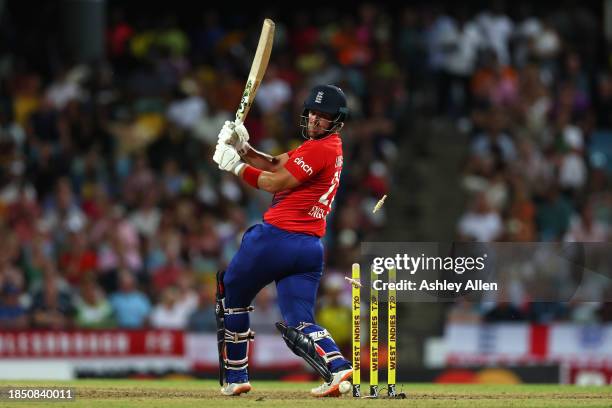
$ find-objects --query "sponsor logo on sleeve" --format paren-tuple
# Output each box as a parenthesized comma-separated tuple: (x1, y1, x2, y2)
(293, 156, 313, 175)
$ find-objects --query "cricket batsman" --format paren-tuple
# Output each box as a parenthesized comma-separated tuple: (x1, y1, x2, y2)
(213, 85, 352, 396)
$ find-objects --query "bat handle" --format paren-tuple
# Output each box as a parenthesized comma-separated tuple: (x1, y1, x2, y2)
(234, 118, 243, 126)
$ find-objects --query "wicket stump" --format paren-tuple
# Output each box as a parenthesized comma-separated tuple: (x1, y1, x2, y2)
(369, 267, 379, 397)
(351, 263, 361, 397)
(350, 264, 405, 399)
(388, 267, 397, 397)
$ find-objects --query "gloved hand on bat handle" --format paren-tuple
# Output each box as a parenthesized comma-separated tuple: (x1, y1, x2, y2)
(213, 142, 244, 175)
(217, 120, 250, 156)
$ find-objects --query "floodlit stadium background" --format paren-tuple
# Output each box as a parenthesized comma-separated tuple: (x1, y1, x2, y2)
(0, 0, 611, 385)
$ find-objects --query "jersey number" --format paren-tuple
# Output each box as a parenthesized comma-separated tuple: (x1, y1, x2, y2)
(318, 171, 341, 207)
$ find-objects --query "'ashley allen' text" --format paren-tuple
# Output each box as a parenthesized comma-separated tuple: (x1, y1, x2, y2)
(373, 279, 497, 292)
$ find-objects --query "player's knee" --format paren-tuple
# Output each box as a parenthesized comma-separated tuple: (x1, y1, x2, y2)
(222, 273, 252, 308)
(222, 272, 241, 294)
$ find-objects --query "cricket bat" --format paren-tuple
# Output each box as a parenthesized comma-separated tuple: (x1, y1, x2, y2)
(235, 18, 275, 125)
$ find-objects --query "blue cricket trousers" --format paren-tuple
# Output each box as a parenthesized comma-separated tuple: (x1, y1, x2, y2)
(222, 223, 349, 382)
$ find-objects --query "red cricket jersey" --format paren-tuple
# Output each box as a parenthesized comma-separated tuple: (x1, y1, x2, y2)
(264, 134, 343, 237)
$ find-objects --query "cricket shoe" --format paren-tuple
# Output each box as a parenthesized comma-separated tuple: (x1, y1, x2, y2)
(220, 381, 252, 396)
(310, 368, 353, 397)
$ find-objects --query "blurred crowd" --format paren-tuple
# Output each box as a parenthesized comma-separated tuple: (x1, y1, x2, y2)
(0, 4, 399, 332)
(445, 4, 612, 324)
(1, 2, 611, 341)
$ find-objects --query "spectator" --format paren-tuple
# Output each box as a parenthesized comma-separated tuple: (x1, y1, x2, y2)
(535, 186, 573, 241)
(557, 125, 587, 195)
(110, 271, 151, 328)
(447, 299, 482, 324)
(527, 302, 569, 323)
(511, 138, 554, 195)
(438, 7, 483, 115)
(122, 154, 156, 209)
(42, 177, 88, 244)
(74, 280, 115, 329)
(59, 230, 98, 286)
(30, 275, 75, 329)
(564, 201, 609, 242)
(315, 274, 352, 354)
(594, 74, 612, 128)
(484, 302, 526, 322)
(475, 5, 514, 66)
(166, 81, 206, 131)
(470, 107, 517, 164)
(0, 284, 29, 329)
(506, 179, 536, 241)
(250, 285, 283, 334)
(254, 65, 292, 115)
(128, 187, 161, 239)
(457, 192, 504, 241)
(150, 286, 195, 329)
(151, 229, 184, 294)
(187, 283, 216, 332)
(470, 50, 519, 107)
(96, 206, 143, 291)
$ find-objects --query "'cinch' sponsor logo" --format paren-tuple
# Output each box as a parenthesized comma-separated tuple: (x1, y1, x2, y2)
(294, 156, 313, 175)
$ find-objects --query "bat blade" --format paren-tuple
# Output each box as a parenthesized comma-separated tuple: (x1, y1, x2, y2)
(235, 18, 275, 124)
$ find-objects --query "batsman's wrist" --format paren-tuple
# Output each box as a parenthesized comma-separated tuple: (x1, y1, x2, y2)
(241, 164, 262, 189)
(232, 162, 246, 176)
(236, 142, 250, 156)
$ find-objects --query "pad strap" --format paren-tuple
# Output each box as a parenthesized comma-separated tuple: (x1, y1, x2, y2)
(225, 356, 249, 370)
(221, 299, 254, 315)
(224, 306, 255, 315)
(296, 322, 313, 331)
(324, 350, 343, 363)
(224, 328, 256, 343)
(223, 329, 255, 371)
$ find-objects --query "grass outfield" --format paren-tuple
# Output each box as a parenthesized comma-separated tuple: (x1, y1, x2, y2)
(1, 380, 611, 407)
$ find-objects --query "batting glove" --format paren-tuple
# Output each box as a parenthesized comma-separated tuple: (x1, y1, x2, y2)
(217, 121, 235, 144)
(213, 143, 244, 175)
(217, 120, 250, 156)
(233, 121, 250, 155)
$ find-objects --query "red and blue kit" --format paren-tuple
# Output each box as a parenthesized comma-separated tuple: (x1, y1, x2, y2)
(264, 133, 343, 237)
(220, 84, 352, 387)
(222, 133, 350, 385)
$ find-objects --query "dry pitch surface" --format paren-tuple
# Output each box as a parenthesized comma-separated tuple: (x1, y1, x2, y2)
(1, 380, 610, 407)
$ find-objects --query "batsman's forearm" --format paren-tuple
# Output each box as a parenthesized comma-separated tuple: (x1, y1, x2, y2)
(235, 164, 286, 193)
(256, 171, 281, 193)
(241, 144, 287, 172)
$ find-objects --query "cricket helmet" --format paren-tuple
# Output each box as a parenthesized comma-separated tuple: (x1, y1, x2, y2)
(300, 84, 348, 138)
